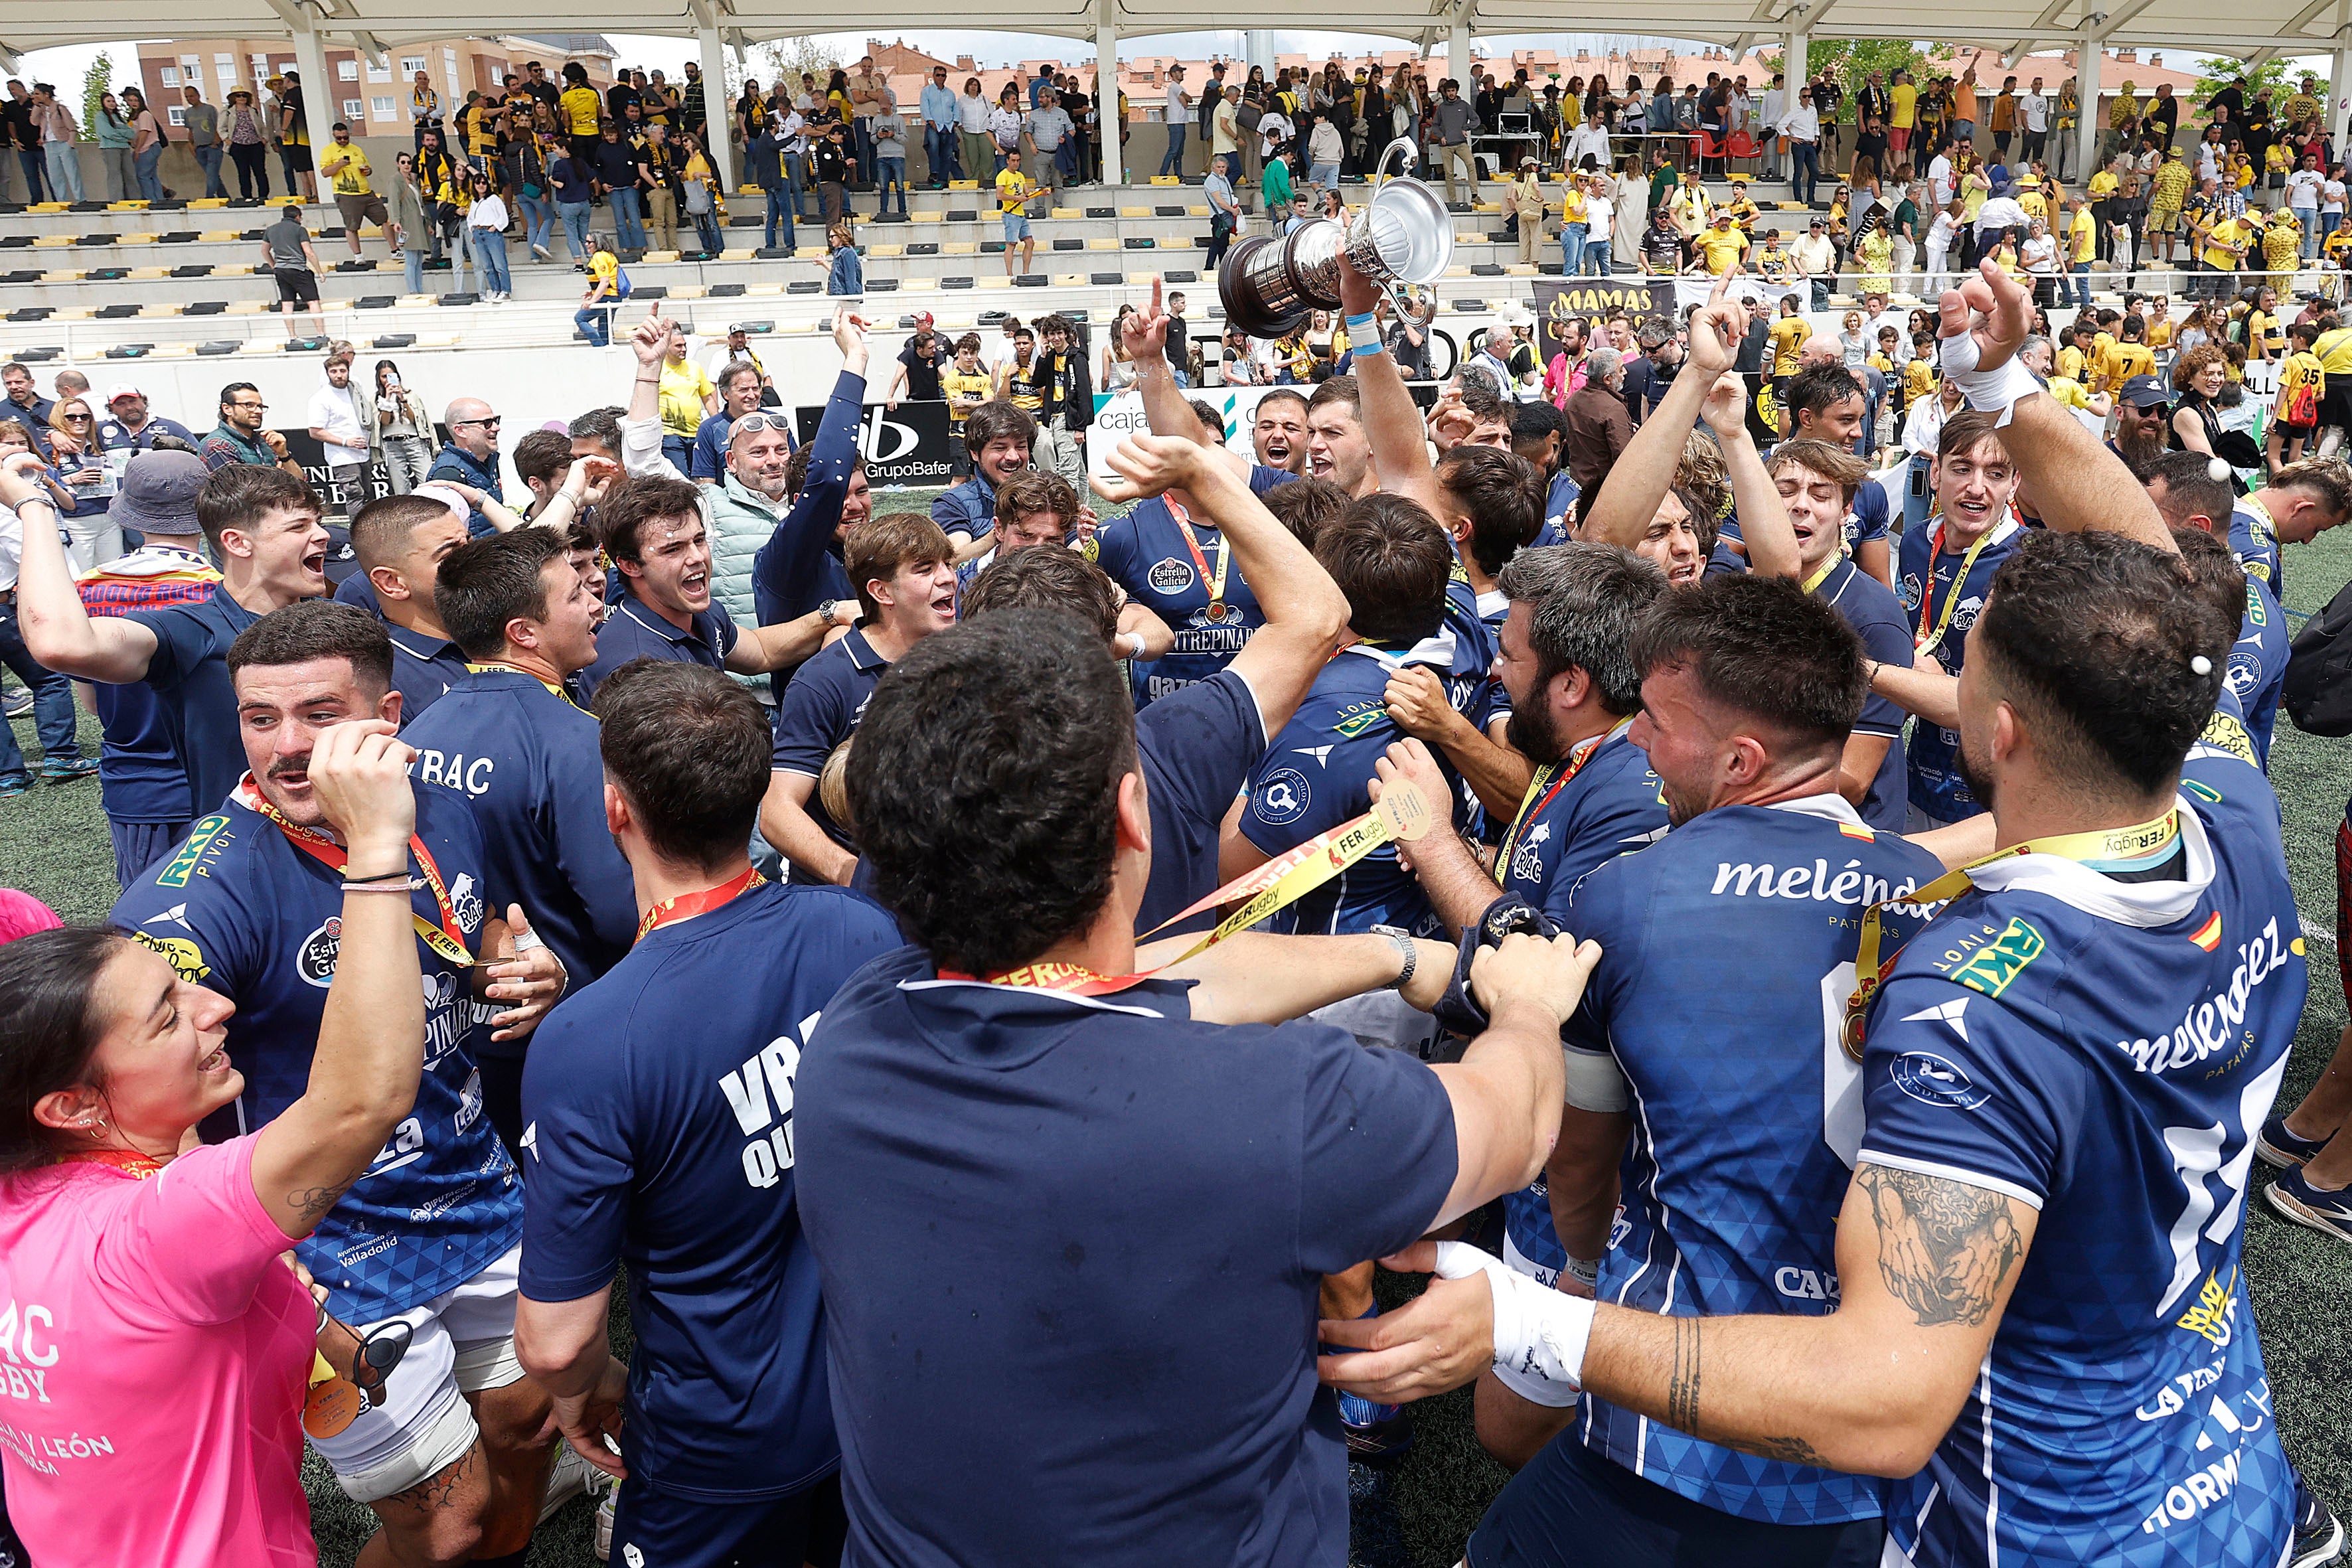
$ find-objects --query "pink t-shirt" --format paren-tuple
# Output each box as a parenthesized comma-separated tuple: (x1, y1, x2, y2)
(0, 1137, 317, 1567)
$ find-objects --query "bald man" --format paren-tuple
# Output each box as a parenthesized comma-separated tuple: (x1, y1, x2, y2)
(426, 395, 509, 536)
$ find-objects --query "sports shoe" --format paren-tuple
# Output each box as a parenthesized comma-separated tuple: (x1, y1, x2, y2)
(2259, 1112, 2335, 1170)
(2268, 1167, 2352, 1246)
(1338, 1390, 1413, 1462)
(0, 778, 29, 799)
(2292, 1470, 2346, 1568)
(531, 244, 551, 262)
(1, 687, 29, 718)
(40, 756, 98, 783)
(539, 1439, 611, 1524)
(593, 1487, 616, 1561)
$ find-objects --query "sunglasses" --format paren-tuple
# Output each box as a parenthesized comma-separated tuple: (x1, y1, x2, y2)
(732, 412, 792, 437)
(452, 416, 502, 429)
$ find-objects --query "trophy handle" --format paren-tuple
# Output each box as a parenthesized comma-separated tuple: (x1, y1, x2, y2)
(1375, 137, 1418, 188)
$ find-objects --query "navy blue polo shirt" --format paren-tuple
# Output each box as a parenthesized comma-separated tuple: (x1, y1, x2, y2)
(930, 472, 1000, 542)
(770, 629, 888, 854)
(1895, 518, 2019, 823)
(426, 444, 505, 538)
(125, 591, 264, 819)
(520, 879, 900, 1501)
(1540, 470, 1581, 543)
(753, 370, 865, 627)
(332, 574, 472, 725)
(1091, 482, 1281, 707)
(1813, 556, 1913, 832)
(1239, 645, 1460, 937)
(1135, 666, 1265, 936)
(2231, 574, 2289, 767)
(402, 667, 637, 1025)
(795, 950, 1459, 1568)
(580, 588, 740, 702)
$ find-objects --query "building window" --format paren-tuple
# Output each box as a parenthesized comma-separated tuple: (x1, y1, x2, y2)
(345, 98, 365, 121)
(168, 106, 190, 127)
(444, 48, 460, 95)
(372, 96, 396, 119)
(367, 60, 391, 82)
(402, 56, 426, 75)
(160, 66, 182, 88)
(339, 60, 359, 82)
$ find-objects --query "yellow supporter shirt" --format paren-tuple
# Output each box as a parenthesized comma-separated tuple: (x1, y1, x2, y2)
(657, 359, 715, 441)
(2069, 207, 2096, 264)
(2094, 341, 2155, 394)
(322, 146, 371, 196)
(1695, 225, 1748, 275)
(2057, 343, 2088, 382)
(1904, 357, 1938, 401)
(1891, 82, 1917, 129)
(2152, 160, 2193, 210)
(2315, 326, 2352, 376)
(2280, 351, 2324, 415)
(996, 166, 1036, 214)
(2201, 216, 2252, 273)
(943, 366, 992, 422)
(1768, 316, 1808, 375)
(562, 86, 601, 135)
(2047, 374, 2094, 410)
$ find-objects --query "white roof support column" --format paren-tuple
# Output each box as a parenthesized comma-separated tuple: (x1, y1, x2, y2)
(1097, 0, 1123, 186)
(696, 17, 733, 193)
(285, 6, 335, 181)
(2074, 34, 2102, 185)
(1449, 15, 1472, 88)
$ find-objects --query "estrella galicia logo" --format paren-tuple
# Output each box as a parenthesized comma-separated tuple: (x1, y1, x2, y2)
(297, 916, 343, 988)
(1255, 767, 1312, 825)
(1147, 556, 1194, 593)
(1890, 1050, 1992, 1110)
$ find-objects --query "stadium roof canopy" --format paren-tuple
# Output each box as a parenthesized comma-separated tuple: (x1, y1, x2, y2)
(9, 0, 2352, 62)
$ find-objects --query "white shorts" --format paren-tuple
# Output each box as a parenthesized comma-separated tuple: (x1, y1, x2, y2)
(1561, 1044, 1630, 1115)
(309, 1243, 528, 1504)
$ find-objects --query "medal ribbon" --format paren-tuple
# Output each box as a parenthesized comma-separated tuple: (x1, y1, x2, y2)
(635, 864, 765, 943)
(1840, 809, 2180, 1061)
(1913, 519, 1998, 660)
(1494, 719, 1634, 887)
(937, 780, 1438, 997)
(236, 775, 475, 969)
(1165, 495, 1231, 620)
(60, 1148, 165, 1178)
(1800, 550, 1842, 594)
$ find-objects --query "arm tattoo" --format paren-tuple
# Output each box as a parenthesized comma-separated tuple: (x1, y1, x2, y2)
(1857, 1163, 2026, 1328)
(1666, 1316, 1702, 1436)
(285, 1180, 354, 1227)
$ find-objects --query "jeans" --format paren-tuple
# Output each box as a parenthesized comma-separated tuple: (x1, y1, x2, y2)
(516, 193, 554, 255)
(558, 200, 592, 260)
(2298, 208, 2320, 260)
(473, 227, 510, 293)
(2071, 261, 2092, 309)
(0, 603, 81, 785)
(878, 155, 908, 214)
(576, 301, 617, 345)
(227, 141, 266, 199)
(134, 143, 164, 202)
(1790, 141, 1820, 206)
(691, 207, 724, 254)
(1159, 121, 1186, 177)
(763, 192, 795, 251)
(45, 142, 85, 202)
(275, 140, 302, 191)
(14, 147, 45, 203)
(404, 238, 426, 293)
(451, 222, 477, 292)
(854, 121, 877, 183)
(1585, 238, 1611, 277)
(783, 151, 808, 218)
(1559, 222, 1587, 277)
(195, 143, 226, 198)
(609, 186, 646, 251)
(925, 123, 957, 185)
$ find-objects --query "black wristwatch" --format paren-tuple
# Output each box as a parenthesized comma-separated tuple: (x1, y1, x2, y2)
(816, 599, 841, 625)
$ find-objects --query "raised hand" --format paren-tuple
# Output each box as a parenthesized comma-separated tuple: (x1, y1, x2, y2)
(305, 719, 417, 864)
(1092, 433, 1200, 503)
(1935, 255, 2032, 376)
(1121, 277, 1171, 361)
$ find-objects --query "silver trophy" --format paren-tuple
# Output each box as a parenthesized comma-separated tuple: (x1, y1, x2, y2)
(1217, 138, 1453, 339)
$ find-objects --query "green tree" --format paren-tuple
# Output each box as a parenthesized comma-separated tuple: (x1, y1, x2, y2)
(1761, 40, 1947, 116)
(2187, 54, 2298, 114)
(79, 54, 115, 143)
(735, 37, 843, 100)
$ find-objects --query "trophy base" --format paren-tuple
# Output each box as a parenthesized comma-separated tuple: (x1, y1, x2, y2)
(1217, 235, 1312, 341)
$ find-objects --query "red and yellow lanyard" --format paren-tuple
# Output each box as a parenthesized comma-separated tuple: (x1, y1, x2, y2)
(236, 775, 474, 970)
(635, 864, 764, 943)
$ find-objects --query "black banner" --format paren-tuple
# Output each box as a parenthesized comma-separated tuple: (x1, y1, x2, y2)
(1532, 277, 1677, 349)
(793, 400, 957, 488)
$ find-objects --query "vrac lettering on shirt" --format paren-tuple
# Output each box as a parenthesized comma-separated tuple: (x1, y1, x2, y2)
(1709, 856, 1925, 910)
(2118, 916, 2300, 1075)
(413, 749, 497, 797)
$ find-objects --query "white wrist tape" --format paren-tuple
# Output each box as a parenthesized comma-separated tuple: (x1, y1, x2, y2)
(1936, 330, 2041, 428)
(1433, 1241, 1593, 1398)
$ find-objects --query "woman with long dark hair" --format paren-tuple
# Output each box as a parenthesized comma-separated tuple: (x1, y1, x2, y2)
(94, 90, 135, 202)
(124, 87, 167, 202)
(0, 712, 425, 1567)
(371, 358, 435, 493)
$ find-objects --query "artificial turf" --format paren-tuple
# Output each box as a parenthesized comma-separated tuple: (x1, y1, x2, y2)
(4, 518, 2351, 1567)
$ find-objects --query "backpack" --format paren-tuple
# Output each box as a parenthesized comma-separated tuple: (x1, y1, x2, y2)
(2284, 572, 2352, 735)
(2283, 371, 2321, 427)
(612, 264, 633, 299)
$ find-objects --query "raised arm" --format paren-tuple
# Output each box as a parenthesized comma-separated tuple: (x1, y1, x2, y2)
(1700, 370, 1799, 580)
(620, 305, 688, 479)
(1121, 277, 1247, 478)
(1937, 259, 2173, 553)
(1583, 278, 1749, 550)
(248, 720, 428, 1237)
(751, 309, 873, 627)
(0, 453, 159, 682)
(1336, 257, 1439, 513)
(726, 602, 847, 672)
(1095, 433, 1349, 742)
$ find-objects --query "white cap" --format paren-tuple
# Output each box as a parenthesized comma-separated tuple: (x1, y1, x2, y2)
(103, 382, 145, 406)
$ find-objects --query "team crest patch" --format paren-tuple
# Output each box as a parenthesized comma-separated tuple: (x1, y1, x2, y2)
(1254, 767, 1311, 825)
(1952, 916, 2043, 998)
(1146, 557, 1194, 593)
(130, 929, 210, 984)
(153, 815, 230, 888)
(1889, 1050, 1992, 1110)
(449, 874, 485, 934)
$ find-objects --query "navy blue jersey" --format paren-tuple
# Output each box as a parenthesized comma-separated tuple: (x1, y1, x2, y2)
(1861, 742, 2304, 1568)
(402, 668, 637, 1022)
(2229, 497, 2282, 597)
(1814, 558, 1912, 832)
(1441, 574, 1502, 726)
(2226, 576, 2288, 768)
(109, 784, 521, 1322)
(125, 591, 264, 823)
(797, 949, 1458, 1568)
(1494, 722, 1671, 1281)
(1089, 487, 1275, 706)
(1239, 647, 1458, 938)
(331, 574, 472, 726)
(520, 880, 900, 1500)
(1563, 795, 1943, 1524)
(74, 545, 220, 826)
(1897, 518, 2023, 823)
(770, 629, 889, 854)
(929, 471, 1000, 541)
(1136, 668, 1265, 937)
(751, 370, 865, 629)
(1540, 471, 1581, 544)
(1846, 473, 1893, 556)
(580, 588, 739, 702)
